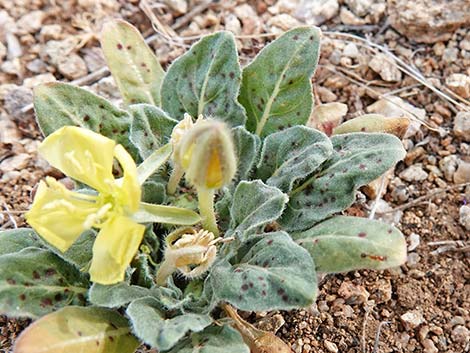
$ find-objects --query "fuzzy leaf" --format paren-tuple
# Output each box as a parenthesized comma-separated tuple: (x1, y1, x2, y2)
(168, 325, 249, 353)
(239, 27, 321, 137)
(0, 248, 88, 318)
(229, 181, 288, 238)
(60, 230, 95, 269)
(293, 216, 407, 273)
(34, 83, 137, 157)
(126, 297, 212, 351)
(161, 31, 246, 126)
(0, 228, 43, 256)
(208, 231, 317, 311)
(333, 114, 410, 138)
(232, 126, 260, 181)
(101, 20, 165, 106)
(14, 306, 139, 353)
(89, 283, 151, 308)
(129, 104, 177, 159)
(281, 133, 406, 231)
(256, 126, 332, 192)
(141, 180, 166, 204)
(136, 143, 173, 184)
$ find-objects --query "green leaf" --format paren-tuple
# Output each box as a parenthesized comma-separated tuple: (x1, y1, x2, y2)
(168, 325, 249, 353)
(0, 228, 43, 256)
(137, 143, 173, 185)
(229, 180, 288, 239)
(256, 126, 332, 192)
(129, 104, 177, 159)
(208, 231, 317, 311)
(232, 126, 260, 182)
(293, 216, 407, 273)
(161, 31, 246, 126)
(126, 297, 212, 351)
(89, 283, 151, 308)
(14, 306, 139, 353)
(239, 27, 321, 137)
(0, 248, 88, 318)
(101, 20, 165, 106)
(141, 180, 166, 204)
(60, 230, 95, 269)
(133, 202, 201, 225)
(34, 82, 137, 157)
(281, 133, 406, 231)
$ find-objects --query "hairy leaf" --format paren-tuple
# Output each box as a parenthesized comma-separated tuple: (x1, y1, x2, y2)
(232, 126, 260, 182)
(14, 306, 139, 353)
(129, 104, 177, 159)
(333, 114, 410, 138)
(256, 126, 332, 192)
(101, 20, 165, 106)
(136, 143, 173, 184)
(229, 181, 288, 238)
(281, 133, 406, 231)
(168, 325, 249, 353)
(293, 216, 407, 273)
(133, 202, 200, 225)
(34, 83, 137, 157)
(161, 31, 246, 126)
(126, 297, 212, 351)
(0, 228, 43, 256)
(208, 231, 317, 311)
(0, 248, 88, 318)
(239, 27, 321, 137)
(89, 283, 151, 308)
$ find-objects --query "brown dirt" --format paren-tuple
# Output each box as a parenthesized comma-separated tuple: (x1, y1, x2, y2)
(1, 1, 469, 353)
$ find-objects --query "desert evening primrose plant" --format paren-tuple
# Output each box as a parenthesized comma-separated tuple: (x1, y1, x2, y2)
(0, 20, 408, 353)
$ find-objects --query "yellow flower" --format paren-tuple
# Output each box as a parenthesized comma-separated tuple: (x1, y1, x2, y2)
(26, 126, 145, 285)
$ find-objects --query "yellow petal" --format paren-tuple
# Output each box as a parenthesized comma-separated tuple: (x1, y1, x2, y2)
(25, 178, 99, 252)
(114, 144, 140, 212)
(39, 126, 116, 193)
(88, 216, 145, 284)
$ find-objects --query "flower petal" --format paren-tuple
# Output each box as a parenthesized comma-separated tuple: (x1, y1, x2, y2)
(114, 144, 140, 212)
(39, 126, 116, 192)
(88, 216, 145, 284)
(25, 178, 99, 252)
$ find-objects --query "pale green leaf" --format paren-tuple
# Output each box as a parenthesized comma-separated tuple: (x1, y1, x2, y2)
(232, 126, 260, 182)
(0, 228, 43, 256)
(137, 143, 173, 185)
(293, 216, 407, 273)
(161, 31, 246, 126)
(133, 202, 201, 225)
(14, 306, 139, 353)
(239, 27, 321, 137)
(101, 20, 165, 106)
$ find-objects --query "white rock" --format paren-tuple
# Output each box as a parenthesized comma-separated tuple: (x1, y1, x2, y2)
(57, 54, 88, 80)
(307, 102, 348, 135)
(439, 155, 458, 181)
(344, 0, 375, 17)
(23, 73, 56, 89)
(3, 85, 33, 115)
(369, 53, 402, 82)
(162, 0, 187, 15)
(400, 310, 425, 330)
(16, 10, 44, 35)
(234, 4, 261, 34)
(0, 153, 30, 172)
(408, 232, 420, 251)
(399, 165, 428, 182)
(367, 96, 427, 138)
(422, 338, 438, 353)
(343, 43, 359, 58)
(39, 24, 62, 41)
(459, 205, 470, 231)
(6, 32, 22, 59)
(295, 0, 339, 26)
(375, 199, 403, 225)
(445, 73, 470, 99)
(324, 340, 338, 353)
(453, 159, 470, 183)
(268, 14, 302, 31)
(451, 325, 469, 343)
(224, 14, 242, 35)
(454, 112, 470, 141)
(340, 7, 368, 25)
(0, 41, 6, 61)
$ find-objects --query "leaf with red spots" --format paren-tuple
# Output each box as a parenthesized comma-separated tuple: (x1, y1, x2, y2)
(255, 126, 332, 192)
(281, 133, 406, 231)
(14, 306, 139, 353)
(239, 26, 321, 138)
(101, 20, 165, 106)
(293, 216, 407, 273)
(0, 248, 89, 318)
(161, 31, 246, 126)
(207, 231, 317, 311)
(229, 181, 288, 239)
(34, 83, 138, 159)
(126, 297, 212, 351)
(333, 114, 410, 139)
(167, 325, 249, 353)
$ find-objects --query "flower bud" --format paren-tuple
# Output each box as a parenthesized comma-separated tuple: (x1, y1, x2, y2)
(178, 120, 237, 189)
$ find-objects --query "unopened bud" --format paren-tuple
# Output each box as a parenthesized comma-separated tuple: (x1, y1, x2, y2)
(179, 120, 237, 189)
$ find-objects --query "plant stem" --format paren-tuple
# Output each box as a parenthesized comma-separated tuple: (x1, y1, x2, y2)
(156, 259, 176, 286)
(197, 187, 219, 236)
(167, 164, 184, 194)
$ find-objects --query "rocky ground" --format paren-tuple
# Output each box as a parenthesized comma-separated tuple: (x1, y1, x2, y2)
(0, 0, 469, 352)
